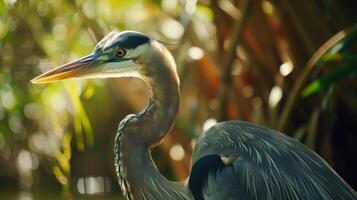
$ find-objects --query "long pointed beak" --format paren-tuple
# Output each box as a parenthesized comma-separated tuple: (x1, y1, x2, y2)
(31, 54, 98, 84)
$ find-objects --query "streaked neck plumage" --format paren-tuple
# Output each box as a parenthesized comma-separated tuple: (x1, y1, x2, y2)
(114, 41, 193, 200)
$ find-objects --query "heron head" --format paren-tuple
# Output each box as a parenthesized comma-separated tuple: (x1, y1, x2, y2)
(31, 30, 154, 83)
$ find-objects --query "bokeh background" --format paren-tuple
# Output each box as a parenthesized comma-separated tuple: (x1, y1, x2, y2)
(0, 0, 356, 199)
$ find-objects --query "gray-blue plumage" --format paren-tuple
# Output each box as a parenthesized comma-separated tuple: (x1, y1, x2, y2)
(189, 121, 357, 200)
(33, 30, 357, 200)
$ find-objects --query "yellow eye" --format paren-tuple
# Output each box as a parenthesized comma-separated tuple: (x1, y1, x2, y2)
(116, 48, 126, 57)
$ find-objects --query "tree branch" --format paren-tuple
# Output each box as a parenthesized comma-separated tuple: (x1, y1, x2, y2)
(277, 29, 349, 132)
(218, 0, 252, 121)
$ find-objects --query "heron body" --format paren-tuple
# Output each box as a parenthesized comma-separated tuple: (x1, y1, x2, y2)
(32, 31, 357, 200)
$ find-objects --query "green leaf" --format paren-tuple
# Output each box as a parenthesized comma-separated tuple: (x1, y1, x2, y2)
(302, 65, 357, 97)
(320, 28, 357, 63)
(302, 81, 321, 97)
(196, 5, 214, 21)
(340, 52, 357, 63)
(339, 29, 357, 52)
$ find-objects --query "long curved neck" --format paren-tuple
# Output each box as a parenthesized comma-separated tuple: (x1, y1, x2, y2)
(114, 42, 192, 200)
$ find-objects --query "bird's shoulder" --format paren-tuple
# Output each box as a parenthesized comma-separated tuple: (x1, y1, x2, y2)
(189, 120, 357, 200)
(191, 120, 292, 163)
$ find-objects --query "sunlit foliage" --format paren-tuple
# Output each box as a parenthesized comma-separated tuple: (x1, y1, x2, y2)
(0, 0, 356, 199)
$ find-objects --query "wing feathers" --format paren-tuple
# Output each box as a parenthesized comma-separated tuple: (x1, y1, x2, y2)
(189, 121, 357, 200)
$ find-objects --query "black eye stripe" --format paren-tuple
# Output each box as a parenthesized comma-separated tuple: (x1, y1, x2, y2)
(94, 31, 150, 58)
(105, 34, 149, 50)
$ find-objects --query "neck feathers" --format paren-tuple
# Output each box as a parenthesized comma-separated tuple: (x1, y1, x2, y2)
(114, 42, 192, 199)
(125, 40, 180, 147)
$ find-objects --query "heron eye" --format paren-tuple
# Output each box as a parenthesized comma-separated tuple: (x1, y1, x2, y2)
(116, 48, 126, 57)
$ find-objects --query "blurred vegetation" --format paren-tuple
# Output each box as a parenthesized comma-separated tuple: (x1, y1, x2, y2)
(0, 0, 356, 199)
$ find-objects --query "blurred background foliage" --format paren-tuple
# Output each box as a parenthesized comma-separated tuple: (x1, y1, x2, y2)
(0, 0, 356, 199)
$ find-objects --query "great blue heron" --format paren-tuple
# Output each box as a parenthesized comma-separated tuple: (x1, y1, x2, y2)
(32, 31, 357, 200)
